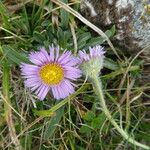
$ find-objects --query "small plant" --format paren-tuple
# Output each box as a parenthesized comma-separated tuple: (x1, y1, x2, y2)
(0, 0, 149, 150)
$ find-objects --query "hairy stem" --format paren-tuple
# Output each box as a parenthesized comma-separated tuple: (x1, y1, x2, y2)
(91, 75, 150, 150)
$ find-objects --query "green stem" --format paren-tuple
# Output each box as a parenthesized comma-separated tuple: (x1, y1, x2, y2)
(2, 59, 22, 150)
(2, 60, 11, 120)
(91, 75, 150, 150)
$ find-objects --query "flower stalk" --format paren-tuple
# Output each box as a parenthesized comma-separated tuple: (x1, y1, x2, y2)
(91, 75, 150, 150)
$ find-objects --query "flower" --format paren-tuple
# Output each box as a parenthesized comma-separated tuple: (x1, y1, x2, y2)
(20, 45, 81, 100)
(78, 45, 105, 78)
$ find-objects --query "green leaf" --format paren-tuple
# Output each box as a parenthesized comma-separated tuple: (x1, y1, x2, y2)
(102, 65, 140, 79)
(84, 36, 104, 49)
(80, 124, 93, 134)
(83, 111, 95, 121)
(60, 0, 69, 29)
(33, 31, 45, 43)
(84, 25, 116, 49)
(91, 113, 106, 129)
(44, 106, 64, 139)
(105, 25, 116, 37)
(21, 132, 32, 150)
(31, 0, 46, 30)
(0, 1, 11, 29)
(135, 122, 150, 142)
(104, 58, 119, 70)
(78, 32, 91, 49)
(2, 45, 31, 65)
(57, 28, 72, 48)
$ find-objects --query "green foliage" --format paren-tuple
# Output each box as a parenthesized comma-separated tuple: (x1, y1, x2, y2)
(80, 124, 93, 134)
(104, 58, 119, 70)
(80, 111, 107, 134)
(77, 25, 116, 50)
(84, 111, 95, 121)
(2, 45, 30, 65)
(60, 0, 69, 29)
(44, 106, 64, 139)
(91, 113, 106, 129)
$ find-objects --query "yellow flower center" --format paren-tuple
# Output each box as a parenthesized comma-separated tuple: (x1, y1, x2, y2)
(39, 63, 64, 85)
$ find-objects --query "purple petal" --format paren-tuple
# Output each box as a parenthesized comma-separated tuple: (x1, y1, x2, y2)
(49, 44, 55, 61)
(40, 47, 50, 61)
(20, 63, 40, 77)
(64, 67, 81, 80)
(55, 46, 60, 61)
(79, 45, 105, 62)
(29, 48, 50, 65)
(61, 57, 79, 67)
(35, 85, 49, 100)
(57, 51, 72, 64)
(78, 50, 89, 61)
(51, 86, 59, 99)
(24, 78, 41, 88)
(38, 86, 50, 100)
(51, 79, 75, 100)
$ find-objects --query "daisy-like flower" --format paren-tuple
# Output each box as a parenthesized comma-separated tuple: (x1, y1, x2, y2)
(78, 45, 105, 78)
(20, 45, 81, 100)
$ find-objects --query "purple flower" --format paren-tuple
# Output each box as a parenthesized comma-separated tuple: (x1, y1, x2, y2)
(78, 45, 105, 78)
(79, 45, 105, 62)
(20, 45, 81, 100)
